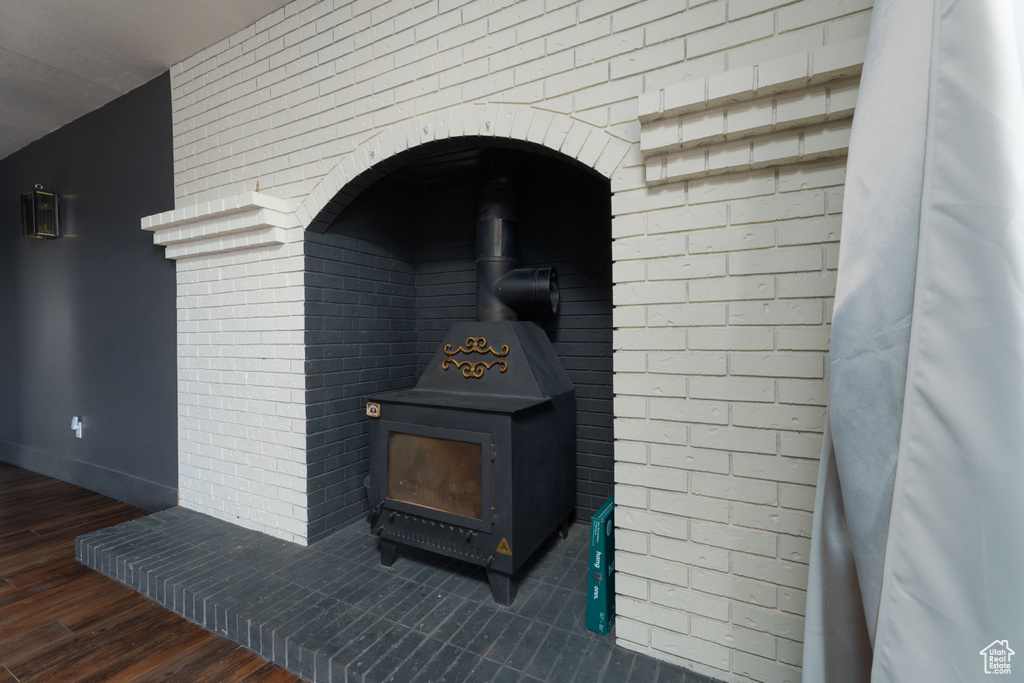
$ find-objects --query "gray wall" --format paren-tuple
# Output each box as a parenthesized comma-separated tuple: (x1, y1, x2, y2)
(0, 73, 178, 510)
(305, 150, 612, 540)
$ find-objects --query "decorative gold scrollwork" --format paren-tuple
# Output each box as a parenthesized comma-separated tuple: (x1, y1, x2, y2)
(442, 337, 509, 378)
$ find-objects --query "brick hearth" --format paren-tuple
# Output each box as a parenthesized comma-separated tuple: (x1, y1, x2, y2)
(78, 510, 717, 683)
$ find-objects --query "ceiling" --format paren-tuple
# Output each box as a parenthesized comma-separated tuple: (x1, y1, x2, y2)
(0, 0, 294, 161)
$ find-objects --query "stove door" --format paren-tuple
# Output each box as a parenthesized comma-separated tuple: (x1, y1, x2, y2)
(376, 420, 493, 533)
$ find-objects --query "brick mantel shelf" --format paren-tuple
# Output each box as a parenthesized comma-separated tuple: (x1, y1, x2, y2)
(142, 192, 300, 260)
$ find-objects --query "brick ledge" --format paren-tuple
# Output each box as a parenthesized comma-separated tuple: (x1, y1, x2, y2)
(141, 192, 300, 260)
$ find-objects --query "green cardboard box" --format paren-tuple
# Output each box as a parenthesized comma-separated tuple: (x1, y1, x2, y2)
(586, 496, 615, 634)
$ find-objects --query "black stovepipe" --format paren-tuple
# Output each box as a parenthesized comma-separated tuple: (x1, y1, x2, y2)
(474, 174, 559, 322)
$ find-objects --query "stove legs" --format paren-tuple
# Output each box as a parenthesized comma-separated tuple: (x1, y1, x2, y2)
(486, 568, 517, 606)
(559, 517, 570, 539)
(380, 539, 398, 567)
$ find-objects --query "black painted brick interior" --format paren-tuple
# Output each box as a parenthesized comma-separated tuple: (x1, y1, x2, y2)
(305, 174, 418, 541)
(77, 510, 717, 683)
(305, 151, 613, 541)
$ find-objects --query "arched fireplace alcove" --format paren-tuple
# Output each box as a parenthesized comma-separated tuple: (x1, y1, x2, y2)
(305, 139, 613, 541)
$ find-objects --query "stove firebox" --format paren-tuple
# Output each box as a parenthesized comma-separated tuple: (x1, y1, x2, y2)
(366, 170, 575, 605)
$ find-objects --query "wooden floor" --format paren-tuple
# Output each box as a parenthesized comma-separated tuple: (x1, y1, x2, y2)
(0, 462, 303, 683)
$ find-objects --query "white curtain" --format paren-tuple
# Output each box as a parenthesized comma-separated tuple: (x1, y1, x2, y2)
(803, 0, 1024, 680)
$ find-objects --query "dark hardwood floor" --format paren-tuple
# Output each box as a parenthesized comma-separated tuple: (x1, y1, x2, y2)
(0, 461, 303, 683)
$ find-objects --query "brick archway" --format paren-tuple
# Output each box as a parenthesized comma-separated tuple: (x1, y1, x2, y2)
(295, 104, 630, 232)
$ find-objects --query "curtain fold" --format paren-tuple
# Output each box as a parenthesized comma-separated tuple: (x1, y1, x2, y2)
(803, 0, 1024, 679)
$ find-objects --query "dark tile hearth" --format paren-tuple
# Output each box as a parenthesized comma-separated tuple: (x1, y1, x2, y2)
(76, 508, 713, 683)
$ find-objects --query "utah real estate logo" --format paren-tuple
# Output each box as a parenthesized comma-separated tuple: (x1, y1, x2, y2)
(980, 640, 1014, 675)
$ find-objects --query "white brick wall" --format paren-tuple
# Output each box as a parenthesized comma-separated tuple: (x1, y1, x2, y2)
(175, 234, 308, 544)
(149, 0, 873, 677)
(616, 17, 865, 676)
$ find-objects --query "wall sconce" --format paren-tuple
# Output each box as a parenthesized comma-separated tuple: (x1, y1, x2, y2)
(22, 185, 61, 238)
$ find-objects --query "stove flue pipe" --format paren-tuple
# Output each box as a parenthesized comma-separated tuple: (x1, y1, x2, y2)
(475, 175, 559, 322)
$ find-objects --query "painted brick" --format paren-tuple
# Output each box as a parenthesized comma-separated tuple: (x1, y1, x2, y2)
(706, 140, 752, 172)
(733, 454, 820, 486)
(691, 472, 778, 505)
(618, 597, 689, 637)
(691, 614, 776, 659)
(827, 11, 874, 44)
(777, 325, 832, 351)
(616, 483, 649, 510)
(662, 78, 706, 115)
(781, 587, 807, 616)
(615, 372, 687, 398)
(645, 254, 728, 281)
(780, 534, 812, 564)
(687, 12, 775, 60)
(640, 117, 680, 153)
(162, 0, 873, 674)
(616, 417, 688, 446)
(649, 398, 728, 426)
(617, 572, 651, 600)
(803, 120, 853, 156)
(730, 352, 824, 379)
(649, 491, 731, 527)
(775, 89, 827, 124)
(691, 565, 778, 605)
(688, 170, 775, 204)
(733, 602, 805, 641)
(829, 79, 860, 117)
(647, 302, 728, 327)
(688, 326, 774, 351)
(777, 378, 829, 405)
(617, 527, 650, 555)
(778, 269, 837, 298)
(616, 616, 653, 649)
(652, 535, 731, 576)
(779, 638, 804, 667)
(612, 234, 688, 261)
(708, 65, 755, 104)
(728, 298, 824, 326)
(733, 651, 802, 683)
(732, 502, 813, 540)
(780, 483, 817, 513)
(751, 133, 802, 166)
(645, 2, 727, 46)
(648, 351, 727, 376)
(732, 403, 826, 432)
(613, 306, 647, 330)
(617, 550, 688, 585)
(681, 109, 726, 145)
(688, 274, 774, 302)
(690, 424, 777, 455)
(614, 281, 690, 306)
(726, 98, 774, 135)
(662, 149, 705, 180)
(616, 462, 689, 493)
(780, 430, 827, 459)
(649, 581, 731, 622)
(648, 203, 727, 234)
(651, 626, 732, 673)
(613, 328, 685, 352)
(689, 375, 774, 402)
(757, 50, 810, 91)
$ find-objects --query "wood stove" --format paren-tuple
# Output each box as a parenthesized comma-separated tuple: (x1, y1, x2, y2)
(365, 171, 575, 605)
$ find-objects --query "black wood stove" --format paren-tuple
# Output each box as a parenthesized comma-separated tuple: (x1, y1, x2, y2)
(365, 171, 575, 605)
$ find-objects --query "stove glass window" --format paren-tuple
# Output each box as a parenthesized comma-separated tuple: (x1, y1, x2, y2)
(387, 432, 483, 520)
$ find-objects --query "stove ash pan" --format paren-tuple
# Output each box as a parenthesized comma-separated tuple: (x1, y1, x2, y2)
(367, 321, 575, 605)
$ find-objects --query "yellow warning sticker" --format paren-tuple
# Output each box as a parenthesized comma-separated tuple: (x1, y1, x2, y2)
(496, 538, 512, 556)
